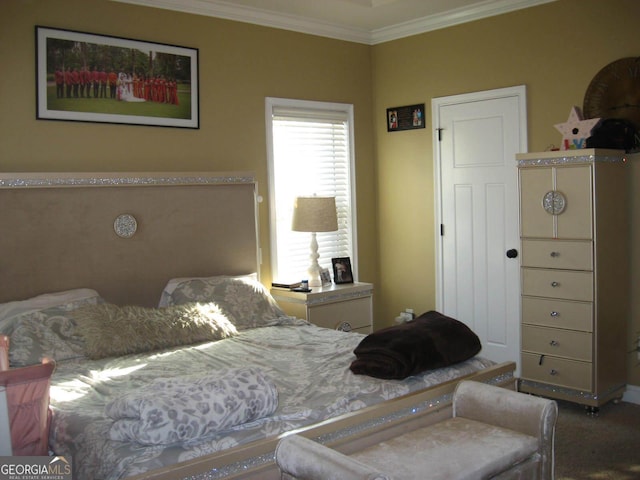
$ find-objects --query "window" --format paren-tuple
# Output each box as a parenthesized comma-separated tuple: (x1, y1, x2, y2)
(266, 97, 357, 283)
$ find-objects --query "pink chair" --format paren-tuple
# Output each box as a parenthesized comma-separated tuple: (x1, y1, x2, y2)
(0, 354, 55, 456)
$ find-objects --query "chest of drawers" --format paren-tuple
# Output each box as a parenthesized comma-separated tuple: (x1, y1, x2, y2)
(516, 149, 629, 410)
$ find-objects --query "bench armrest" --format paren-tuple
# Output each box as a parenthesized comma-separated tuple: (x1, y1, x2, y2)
(453, 380, 557, 480)
(275, 434, 392, 480)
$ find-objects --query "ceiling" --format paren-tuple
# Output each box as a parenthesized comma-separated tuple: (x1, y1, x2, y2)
(113, 0, 556, 44)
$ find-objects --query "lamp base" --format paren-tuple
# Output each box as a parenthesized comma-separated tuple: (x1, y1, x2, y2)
(307, 232, 322, 287)
(307, 265, 322, 288)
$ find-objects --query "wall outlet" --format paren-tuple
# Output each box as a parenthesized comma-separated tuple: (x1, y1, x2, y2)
(398, 311, 413, 322)
(396, 309, 416, 323)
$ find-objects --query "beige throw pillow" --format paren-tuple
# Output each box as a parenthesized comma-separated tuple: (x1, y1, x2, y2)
(74, 303, 237, 359)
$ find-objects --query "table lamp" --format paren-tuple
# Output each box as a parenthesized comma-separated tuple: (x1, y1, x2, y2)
(291, 196, 338, 287)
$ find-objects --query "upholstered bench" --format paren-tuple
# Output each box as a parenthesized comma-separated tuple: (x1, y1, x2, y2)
(275, 380, 558, 480)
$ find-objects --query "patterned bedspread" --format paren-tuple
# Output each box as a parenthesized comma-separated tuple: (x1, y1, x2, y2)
(48, 318, 494, 479)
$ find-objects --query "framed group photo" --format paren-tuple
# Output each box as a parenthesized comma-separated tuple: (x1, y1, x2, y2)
(36, 26, 199, 128)
(332, 257, 353, 284)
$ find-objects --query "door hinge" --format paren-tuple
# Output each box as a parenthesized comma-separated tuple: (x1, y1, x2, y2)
(436, 128, 443, 141)
(440, 224, 444, 236)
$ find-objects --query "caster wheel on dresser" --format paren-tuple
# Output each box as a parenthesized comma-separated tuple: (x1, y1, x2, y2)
(585, 406, 599, 417)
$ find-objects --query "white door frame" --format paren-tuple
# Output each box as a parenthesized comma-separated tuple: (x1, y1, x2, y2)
(432, 85, 528, 311)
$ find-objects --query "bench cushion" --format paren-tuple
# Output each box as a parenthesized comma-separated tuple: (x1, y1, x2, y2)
(350, 417, 539, 480)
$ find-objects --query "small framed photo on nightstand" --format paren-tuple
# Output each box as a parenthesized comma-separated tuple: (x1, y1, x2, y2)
(320, 268, 332, 286)
(332, 257, 353, 284)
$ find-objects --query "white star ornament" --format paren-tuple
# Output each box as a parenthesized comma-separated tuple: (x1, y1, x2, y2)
(554, 106, 600, 150)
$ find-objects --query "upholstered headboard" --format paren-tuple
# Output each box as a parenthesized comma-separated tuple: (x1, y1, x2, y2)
(0, 172, 260, 307)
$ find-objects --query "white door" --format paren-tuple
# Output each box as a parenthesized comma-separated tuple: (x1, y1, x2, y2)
(432, 86, 527, 371)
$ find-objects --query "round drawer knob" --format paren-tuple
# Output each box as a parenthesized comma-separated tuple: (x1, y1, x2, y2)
(551, 281, 559, 287)
(337, 322, 352, 332)
(549, 340, 559, 347)
(550, 251, 560, 257)
(549, 369, 558, 376)
(550, 311, 559, 317)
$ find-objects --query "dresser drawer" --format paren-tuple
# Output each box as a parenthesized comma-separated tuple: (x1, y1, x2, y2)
(521, 296, 593, 332)
(521, 239, 592, 270)
(522, 268, 593, 301)
(521, 352, 592, 391)
(522, 325, 592, 361)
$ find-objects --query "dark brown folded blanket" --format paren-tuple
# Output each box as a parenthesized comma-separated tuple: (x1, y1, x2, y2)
(349, 310, 481, 379)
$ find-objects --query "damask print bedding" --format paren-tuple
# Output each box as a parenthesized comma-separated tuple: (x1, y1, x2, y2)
(48, 318, 494, 480)
(104, 367, 279, 445)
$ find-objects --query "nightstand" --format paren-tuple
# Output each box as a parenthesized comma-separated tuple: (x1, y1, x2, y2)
(271, 282, 373, 334)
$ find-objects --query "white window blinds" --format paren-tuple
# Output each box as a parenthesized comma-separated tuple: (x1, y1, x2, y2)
(266, 98, 356, 283)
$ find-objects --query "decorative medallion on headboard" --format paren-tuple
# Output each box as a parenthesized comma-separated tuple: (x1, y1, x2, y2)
(0, 172, 259, 307)
(114, 214, 138, 238)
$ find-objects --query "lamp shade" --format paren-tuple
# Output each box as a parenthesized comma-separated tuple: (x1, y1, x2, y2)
(291, 197, 338, 232)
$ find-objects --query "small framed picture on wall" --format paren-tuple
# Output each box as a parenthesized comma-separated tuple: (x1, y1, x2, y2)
(386, 103, 425, 132)
(332, 257, 353, 284)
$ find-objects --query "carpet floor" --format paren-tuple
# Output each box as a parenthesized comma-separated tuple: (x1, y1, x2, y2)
(554, 398, 640, 480)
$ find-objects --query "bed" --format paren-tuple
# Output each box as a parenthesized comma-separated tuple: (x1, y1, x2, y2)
(0, 172, 516, 480)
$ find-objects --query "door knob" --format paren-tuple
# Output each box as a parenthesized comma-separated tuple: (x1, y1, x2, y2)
(506, 249, 518, 258)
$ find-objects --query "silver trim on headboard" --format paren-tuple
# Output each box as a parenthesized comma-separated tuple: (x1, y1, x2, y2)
(0, 172, 256, 188)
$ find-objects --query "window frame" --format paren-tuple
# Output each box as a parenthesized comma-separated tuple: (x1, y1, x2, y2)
(265, 97, 358, 283)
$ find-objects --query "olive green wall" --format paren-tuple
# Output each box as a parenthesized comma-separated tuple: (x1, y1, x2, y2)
(0, 0, 378, 294)
(372, 0, 640, 386)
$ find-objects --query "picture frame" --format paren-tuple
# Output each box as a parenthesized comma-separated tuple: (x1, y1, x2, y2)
(320, 268, 332, 286)
(387, 103, 425, 132)
(36, 26, 199, 129)
(332, 257, 353, 284)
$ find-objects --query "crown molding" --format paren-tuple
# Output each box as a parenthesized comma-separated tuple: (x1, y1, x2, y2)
(371, 0, 556, 44)
(111, 0, 556, 45)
